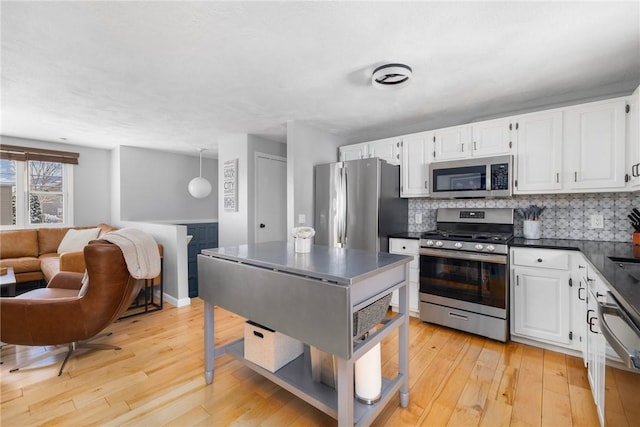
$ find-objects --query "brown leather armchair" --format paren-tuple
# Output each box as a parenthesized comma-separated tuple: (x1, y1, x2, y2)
(0, 240, 144, 375)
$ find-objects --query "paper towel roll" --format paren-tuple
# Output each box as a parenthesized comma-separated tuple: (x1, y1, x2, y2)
(355, 342, 382, 404)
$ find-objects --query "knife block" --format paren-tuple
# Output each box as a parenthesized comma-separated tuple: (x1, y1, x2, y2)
(634, 231, 640, 246)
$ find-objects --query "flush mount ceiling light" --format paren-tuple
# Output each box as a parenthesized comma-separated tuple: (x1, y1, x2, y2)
(372, 63, 412, 90)
(188, 148, 212, 199)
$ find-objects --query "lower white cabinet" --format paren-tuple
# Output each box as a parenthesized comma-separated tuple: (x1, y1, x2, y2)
(510, 248, 579, 351)
(389, 238, 420, 317)
(586, 274, 607, 426)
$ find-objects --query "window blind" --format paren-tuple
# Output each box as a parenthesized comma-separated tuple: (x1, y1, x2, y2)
(0, 144, 79, 165)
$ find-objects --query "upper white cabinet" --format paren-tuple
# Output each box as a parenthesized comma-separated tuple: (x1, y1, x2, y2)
(471, 117, 513, 157)
(626, 86, 640, 188)
(367, 137, 400, 165)
(400, 132, 431, 197)
(338, 138, 399, 165)
(564, 98, 626, 190)
(432, 125, 471, 161)
(338, 143, 367, 161)
(432, 119, 512, 161)
(514, 110, 564, 193)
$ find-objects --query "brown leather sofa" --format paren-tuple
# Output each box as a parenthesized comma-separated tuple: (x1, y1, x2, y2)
(0, 239, 145, 375)
(0, 223, 118, 284)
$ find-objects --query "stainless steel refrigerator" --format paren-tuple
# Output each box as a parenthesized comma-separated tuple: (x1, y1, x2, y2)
(314, 158, 408, 252)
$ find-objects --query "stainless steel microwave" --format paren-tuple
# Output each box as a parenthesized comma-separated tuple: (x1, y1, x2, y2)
(429, 155, 513, 198)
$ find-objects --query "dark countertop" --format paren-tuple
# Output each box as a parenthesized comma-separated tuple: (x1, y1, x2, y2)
(200, 241, 412, 286)
(389, 232, 423, 240)
(511, 237, 640, 328)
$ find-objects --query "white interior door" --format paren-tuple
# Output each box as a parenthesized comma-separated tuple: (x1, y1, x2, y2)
(255, 154, 287, 243)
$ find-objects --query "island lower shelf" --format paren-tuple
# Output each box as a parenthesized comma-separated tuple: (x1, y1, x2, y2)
(225, 339, 404, 425)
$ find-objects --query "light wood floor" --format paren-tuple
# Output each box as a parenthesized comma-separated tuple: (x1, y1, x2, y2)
(0, 298, 600, 426)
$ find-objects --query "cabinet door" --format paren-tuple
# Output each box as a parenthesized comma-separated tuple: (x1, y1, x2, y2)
(368, 138, 400, 165)
(433, 125, 471, 161)
(389, 238, 419, 316)
(626, 86, 640, 188)
(586, 284, 606, 426)
(471, 118, 512, 157)
(564, 98, 626, 190)
(514, 111, 563, 193)
(400, 132, 430, 197)
(339, 143, 367, 161)
(512, 267, 572, 346)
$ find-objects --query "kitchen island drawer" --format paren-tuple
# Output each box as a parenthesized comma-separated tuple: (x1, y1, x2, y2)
(512, 248, 570, 270)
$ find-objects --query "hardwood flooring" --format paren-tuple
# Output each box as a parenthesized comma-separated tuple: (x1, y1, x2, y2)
(0, 298, 599, 426)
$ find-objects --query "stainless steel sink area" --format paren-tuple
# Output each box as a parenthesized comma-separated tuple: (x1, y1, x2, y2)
(609, 257, 640, 281)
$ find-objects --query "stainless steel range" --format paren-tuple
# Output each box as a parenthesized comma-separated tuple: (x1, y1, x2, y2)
(419, 208, 514, 342)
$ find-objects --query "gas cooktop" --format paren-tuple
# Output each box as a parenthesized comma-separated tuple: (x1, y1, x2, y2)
(421, 230, 514, 243)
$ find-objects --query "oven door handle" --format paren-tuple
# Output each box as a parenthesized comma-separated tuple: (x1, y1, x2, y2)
(419, 248, 507, 264)
(598, 297, 640, 370)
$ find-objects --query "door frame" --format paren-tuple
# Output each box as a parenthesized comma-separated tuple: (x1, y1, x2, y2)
(254, 152, 287, 244)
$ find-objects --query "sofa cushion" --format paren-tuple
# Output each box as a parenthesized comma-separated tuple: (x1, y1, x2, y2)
(40, 253, 61, 282)
(38, 227, 71, 255)
(0, 256, 40, 274)
(57, 228, 100, 254)
(0, 230, 39, 258)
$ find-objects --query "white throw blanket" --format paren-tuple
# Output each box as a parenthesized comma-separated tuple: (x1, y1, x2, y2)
(101, 228, 161, 279)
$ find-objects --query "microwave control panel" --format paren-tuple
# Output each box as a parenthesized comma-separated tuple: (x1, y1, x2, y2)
(491, 163, 510, 190)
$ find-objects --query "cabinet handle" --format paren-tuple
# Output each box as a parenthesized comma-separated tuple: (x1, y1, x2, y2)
(578, 265, 585, 269)
(425, 180, 428, 189)
(556, 172, 559, 183)
(596, 292, 604, 298)
(633, 164, 640, 177)
(588, 315, 599, 334)
(516, 275, 519, 286)
(587, 308, 594, 325)
(574, 171, 578, 182)
(473, 141, 477, 151)
(537, 258, 543, 263)
(461, 143, 464, 152)
(578, 287, 586, 301)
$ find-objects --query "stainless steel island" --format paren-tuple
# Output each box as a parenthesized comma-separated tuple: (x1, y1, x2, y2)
(198, 241, 412, 426)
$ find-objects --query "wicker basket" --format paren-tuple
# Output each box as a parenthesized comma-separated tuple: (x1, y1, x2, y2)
(353, 293, 392, 339)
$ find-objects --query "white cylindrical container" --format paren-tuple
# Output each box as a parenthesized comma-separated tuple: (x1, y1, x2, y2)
(355, 342, 382, 404)
(294, 238, 311, 253)
(523, 220, 542, 239)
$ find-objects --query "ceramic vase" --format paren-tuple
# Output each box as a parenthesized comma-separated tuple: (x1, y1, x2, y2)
(523, 220, 542, 239)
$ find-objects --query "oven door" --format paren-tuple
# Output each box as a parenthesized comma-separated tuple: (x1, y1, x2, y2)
(419, 248, 507, 313)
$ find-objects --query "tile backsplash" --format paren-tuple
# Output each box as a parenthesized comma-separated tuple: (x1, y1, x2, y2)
(408, 192, 640, 242)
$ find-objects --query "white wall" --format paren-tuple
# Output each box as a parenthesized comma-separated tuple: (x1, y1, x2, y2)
(119, 145, 218, 222)
(217, 135, 249, 247)
(286, 122, 344, 234)
(1, 136, 112, 226)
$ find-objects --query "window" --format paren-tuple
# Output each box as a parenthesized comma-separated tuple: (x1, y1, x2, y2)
(0, 145, 77, 228)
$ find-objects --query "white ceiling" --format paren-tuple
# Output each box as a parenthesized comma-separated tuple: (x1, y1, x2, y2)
(2, 1, 639, 158)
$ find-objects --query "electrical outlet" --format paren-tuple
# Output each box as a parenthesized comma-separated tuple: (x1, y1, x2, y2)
(297, 214, 306, 224)
(590, 214, 604, 229)
(415, 212, 422, 224)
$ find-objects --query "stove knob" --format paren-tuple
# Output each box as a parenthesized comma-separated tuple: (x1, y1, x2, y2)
(454, 242, 463, 249)
(475, 244, 484, 250)
(486, 245, 495, 252)
(425, 240, 434, 247)
(435, 241, 444, 247)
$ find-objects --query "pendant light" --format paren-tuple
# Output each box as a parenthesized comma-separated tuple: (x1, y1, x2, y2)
(188, 148, 212, 199)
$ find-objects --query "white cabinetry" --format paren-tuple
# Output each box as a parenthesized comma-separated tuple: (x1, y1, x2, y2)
(564, 98, 626, 191)
(514, 110, 564, 193)
(432, 119, 512, 161)
(471, 117, 513, 157)
(339, 138, 400, 165)
(400, 132, 431, 197)
(389, 238, 420, 317)
(510, 248, 578, 351)
(626, 86, 640, 188)
(367, 137, 401, 165)
(586, 271, 607, 426)
(338, 143, 367, 161)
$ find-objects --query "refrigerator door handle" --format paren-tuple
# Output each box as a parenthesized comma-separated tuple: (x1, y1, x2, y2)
(342, 167, 348, 246)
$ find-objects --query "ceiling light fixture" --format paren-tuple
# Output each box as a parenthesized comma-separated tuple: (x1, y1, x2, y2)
(372, 63, 412, 90)
(188, 148, 212, 199)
